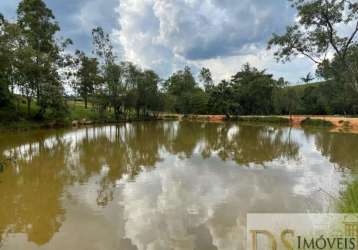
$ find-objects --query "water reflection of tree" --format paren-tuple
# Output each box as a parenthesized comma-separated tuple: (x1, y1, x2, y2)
(169, 122, 299, 166)
(75, 123, 171, 206)
(311, 131, 358, 171)
(0, 121, 300, 246)
(167, 121, 207, 158)
(0, 135, 68, 246)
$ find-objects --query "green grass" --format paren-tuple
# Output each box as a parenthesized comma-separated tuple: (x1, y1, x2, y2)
(68, 100, 161, 123)
(301, 117, 334, 127)
(228, 116, 290, 125)
(1, 98, 164, 131)
(0, 98, 45, 130)
(0, 120, 50, 131)
(161, 115, 180, 120)
(68, 101, 106, 121)
(338, 178, 358, 213)
(288, 81, 322, 90)
(0, 96, 39, 120)
(0, 99, 101, 130)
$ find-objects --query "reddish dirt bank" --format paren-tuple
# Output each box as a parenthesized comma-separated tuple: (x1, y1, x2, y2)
(160, 114, 358, 132)
(160, 114, 226, 121)
(284, 115, 358, 129)
(207, 115, 226, 121)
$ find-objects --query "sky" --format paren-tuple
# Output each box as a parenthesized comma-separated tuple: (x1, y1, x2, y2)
(0, 0, 316, 83)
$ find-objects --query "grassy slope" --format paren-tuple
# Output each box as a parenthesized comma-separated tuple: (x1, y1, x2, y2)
(0, 98, 111, 129)
(67, 100, 111, 121)
(287, 82, 322, 95)
(288, 81, 322, 89)
(339, 178, 358, 213)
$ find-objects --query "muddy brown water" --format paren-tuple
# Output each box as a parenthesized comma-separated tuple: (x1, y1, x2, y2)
(0, 121, 357, 250)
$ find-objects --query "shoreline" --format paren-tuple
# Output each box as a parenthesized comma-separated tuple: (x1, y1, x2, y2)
(162, 114, 358, 133)
(0, 117, 163, 132)
(2, 115, 358, 133)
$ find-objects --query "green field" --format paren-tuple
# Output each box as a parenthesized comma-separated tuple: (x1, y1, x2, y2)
(0, 98, 114, 129)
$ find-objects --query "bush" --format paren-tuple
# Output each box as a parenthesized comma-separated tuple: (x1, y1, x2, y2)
(0, 108, 20, 122)
(228, 116, 290, 124)
(338, 179, 358, 213)
(162, 115, 179, 120)
(301, 117, 334, 127)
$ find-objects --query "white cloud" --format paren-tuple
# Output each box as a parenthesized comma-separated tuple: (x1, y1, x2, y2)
(0, 0, 317, 82)
(191, 48, 316, 83)
(113, 0, 316, 82)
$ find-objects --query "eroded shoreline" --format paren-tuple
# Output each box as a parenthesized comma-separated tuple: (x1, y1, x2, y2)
(160, 114, 358, 133)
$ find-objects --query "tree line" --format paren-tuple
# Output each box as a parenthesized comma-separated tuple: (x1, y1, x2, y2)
(1, 0, 358, 125)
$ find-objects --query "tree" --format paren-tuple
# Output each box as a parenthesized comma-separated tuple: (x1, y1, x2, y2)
(16, 45, 38, 115)
(17, 0, 59, 103)
(176, 88, 208, 114)
(301, 85, 328, 114)
(199, 67, 214, 92)
(318, 45, 358, 114)
(164, 66, 199, 113)
(0, 14, 39, 115)
(73, 51, 100, 109)
(268, 0, 358, 90)
(136, 70, 161, 117)
(164, 66, 196, 96)
(301, 73, 314, 84)
(121, 61, 142, 119)
(273, 87, 302, 115)
(91, 27, 122, 119)
(92, 27, 115, 66)
(207, 80, 235, 116)
(206, 64, 285, 116)
(0, 14, 14, 108)
(231, 64, 279, 115)
(16, 0, 69, 119)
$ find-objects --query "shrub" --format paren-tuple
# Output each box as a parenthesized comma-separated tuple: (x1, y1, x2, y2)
(338, 179, 358, 213)
(301, 117, 334, 127)
(162, 115, 179, 120)
(0, 109, 20, 122)
(228, 116, 290, 124)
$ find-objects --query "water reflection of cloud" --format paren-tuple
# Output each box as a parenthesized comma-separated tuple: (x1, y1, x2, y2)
(120, 148, 345, 250)
(0, 122, 354, 250)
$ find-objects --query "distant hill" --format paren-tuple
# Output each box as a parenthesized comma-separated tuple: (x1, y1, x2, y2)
(288, 82, 322, 90)
(287, 82, 323, 94)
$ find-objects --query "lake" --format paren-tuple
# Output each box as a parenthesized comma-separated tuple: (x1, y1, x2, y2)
(0, 121, 357, 250)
